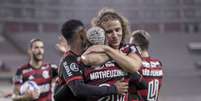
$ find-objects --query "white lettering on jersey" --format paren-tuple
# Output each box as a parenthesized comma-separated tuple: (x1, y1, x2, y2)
(63, 61, 72, 76)
(98, 83, 125, 101)
(142, 69, 163, 77)
(90, 69, 127, 80)
(147, 79, 159, 101)
(142, 61, 160, 68)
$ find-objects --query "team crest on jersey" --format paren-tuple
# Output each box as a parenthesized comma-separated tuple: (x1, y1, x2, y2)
(70, 63, 79, 72)
(42, 70, 49, 79)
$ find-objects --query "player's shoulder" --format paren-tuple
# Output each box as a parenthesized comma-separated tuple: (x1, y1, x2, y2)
(42, 62, 58, 69)
(148, 57, 163, 67)
(49, 64, 58, 69)
(63, 51, 78, 63)
(18, 63, 30, 70)
(120, 43, 138, 54)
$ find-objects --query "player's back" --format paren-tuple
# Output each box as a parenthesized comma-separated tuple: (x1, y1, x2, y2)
(55, 51, 86, 101)
(84, 60, 129, 101)
(138, 57, 163, 101)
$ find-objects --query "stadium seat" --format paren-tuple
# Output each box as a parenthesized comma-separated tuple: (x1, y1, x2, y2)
(188, 42, 201, 52)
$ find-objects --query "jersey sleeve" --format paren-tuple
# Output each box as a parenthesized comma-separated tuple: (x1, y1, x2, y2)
(13, 68, 23, 85)
(50, 64, 58, 78)
(120, 44, 141, 56)
(60, 55, 83, 84)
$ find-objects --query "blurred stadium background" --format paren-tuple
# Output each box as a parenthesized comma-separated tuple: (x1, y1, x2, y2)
(0, 0, 201, 101)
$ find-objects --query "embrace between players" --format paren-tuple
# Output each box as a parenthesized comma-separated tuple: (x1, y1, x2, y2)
(12, 7, 163, 101)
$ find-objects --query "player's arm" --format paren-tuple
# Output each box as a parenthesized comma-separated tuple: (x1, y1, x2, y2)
(82, 45, 142, 73)
(104, 45, 141, 72)
(12, 69, 33, 101)
(68, 79, 123, 97)
(50, 64, 58, 78)
(81, 52, 110, 66)
(12, 84, 33, 101)
(60, 56, 128, 97)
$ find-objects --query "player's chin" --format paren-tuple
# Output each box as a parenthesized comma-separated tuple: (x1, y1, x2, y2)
(36, 56, 43, 61)
(111, 42, 120, 49)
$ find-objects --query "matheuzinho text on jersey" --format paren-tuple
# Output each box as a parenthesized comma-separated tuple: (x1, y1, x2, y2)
(90, 69, 127, 80)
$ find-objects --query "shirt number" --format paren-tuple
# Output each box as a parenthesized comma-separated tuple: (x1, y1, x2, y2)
(147, 79, 159, 101)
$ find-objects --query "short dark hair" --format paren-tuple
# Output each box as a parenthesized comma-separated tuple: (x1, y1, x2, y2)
(30, 38, 43, 48)
(61, 19, 84, 41)
(133, 33, 150, 51)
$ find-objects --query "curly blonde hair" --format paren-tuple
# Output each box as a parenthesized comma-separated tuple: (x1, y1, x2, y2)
(91, 7, 130, 44)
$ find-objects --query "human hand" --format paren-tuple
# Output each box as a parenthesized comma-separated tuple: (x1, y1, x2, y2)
(25, 89, 40, 100)
(83, 45, 108, 55)
(56, 36, 69, 53)
(114, 78, 128, 95)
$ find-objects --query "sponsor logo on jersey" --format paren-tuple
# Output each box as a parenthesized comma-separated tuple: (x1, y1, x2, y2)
(104, 61, 115, 68)
(93, 61, 116, 70)
(63, 61, 72, 76)
(90, 69, 127, 80)
(70, 63, 79, 72)
(142, 61, 160, 68)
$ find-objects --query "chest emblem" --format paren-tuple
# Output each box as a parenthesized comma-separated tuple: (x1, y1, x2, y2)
(42, 70, 49, 79)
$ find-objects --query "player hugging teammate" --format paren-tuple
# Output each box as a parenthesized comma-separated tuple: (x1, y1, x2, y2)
(12, 7, 163, 101)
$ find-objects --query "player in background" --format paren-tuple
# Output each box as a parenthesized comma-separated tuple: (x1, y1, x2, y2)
(130, 30, 163, 101)
(54, 19, 128, 101)
(12, 38, 58, 101)
(81, 8, 142, 101)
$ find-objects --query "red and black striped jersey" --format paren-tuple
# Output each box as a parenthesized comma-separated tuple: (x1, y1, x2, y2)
(138, 57, 163, 101)
(57, 51, 83, 85)
(84, 60, 129, 101)
(128, 72, 147, 101)
(55, 50, 119, 101)
(55, 51, 84, 101)
(13, 63, 58, 101)
(83, 44, 140, 101)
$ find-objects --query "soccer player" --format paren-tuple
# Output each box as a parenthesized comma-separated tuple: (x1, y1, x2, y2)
(130, 30, 163, 101)
(54, 19, 128, 101)
(12, 38, 58, 101)
(81, 8, 142, 101)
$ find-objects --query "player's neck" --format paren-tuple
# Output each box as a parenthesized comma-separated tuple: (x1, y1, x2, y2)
(29, 60, 43, 69)
(70, 40, 83, 55)
(141, 50, 149, 58)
